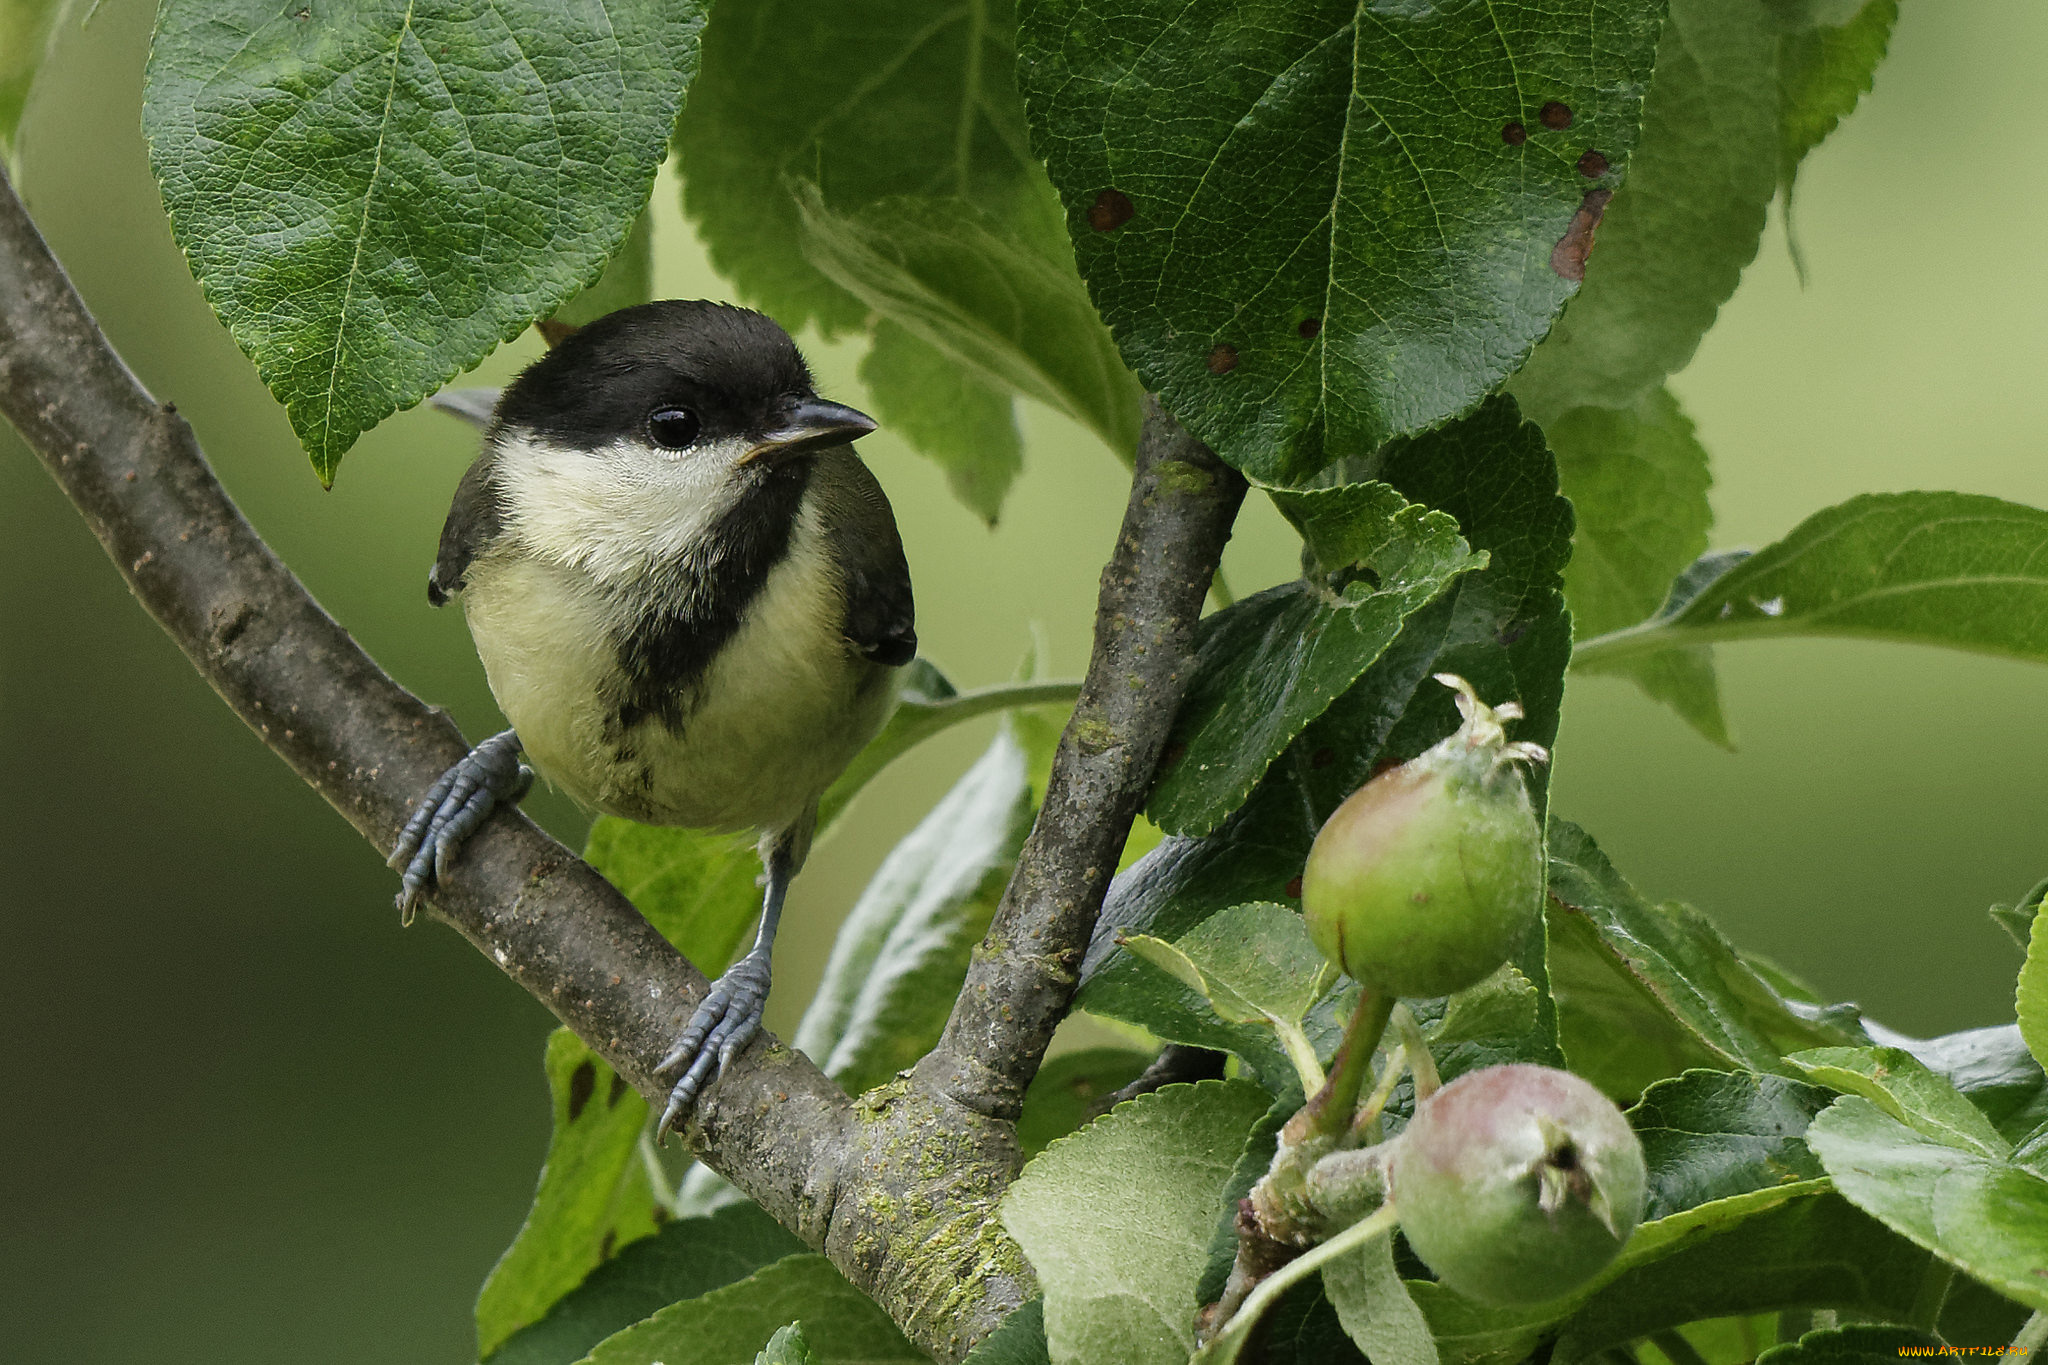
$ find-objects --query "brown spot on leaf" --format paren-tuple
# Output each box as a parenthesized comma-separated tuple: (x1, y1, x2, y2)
(600, 1230, 617, 1260)
(652, 1205, 672, 1225)
(1549, 188, 1613, 282)
(568, 1061, 597, 1121)
(1163, 740, 1188, 768)
(1206, 344, 1239, 375)
(1539, 101, 1573, 130)
(1285, 875, 1303, 899)
(1298, 317, 1322, 339)
(1501, 121, 1528, 146)
(1311, 747, 1336, 769)
(1088, 188, 1135, 232)
(1576, 149, 1610, 179)
(1370, 756, 1402, 780)
(608, 1073, 629, 1108)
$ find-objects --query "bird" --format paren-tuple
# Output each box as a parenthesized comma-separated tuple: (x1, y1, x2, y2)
(388, 300, 916, 1131)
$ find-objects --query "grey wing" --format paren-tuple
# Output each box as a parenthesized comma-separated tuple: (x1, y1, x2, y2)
(815, 449, 916, 666)
(427, 452, 504, 607)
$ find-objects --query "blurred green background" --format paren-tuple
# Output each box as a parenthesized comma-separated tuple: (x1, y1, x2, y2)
(3, 1, 2044, 1360)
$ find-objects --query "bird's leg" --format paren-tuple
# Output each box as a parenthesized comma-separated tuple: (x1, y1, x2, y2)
(388, 729, 533, 923)
(656, 831, 796, 1133)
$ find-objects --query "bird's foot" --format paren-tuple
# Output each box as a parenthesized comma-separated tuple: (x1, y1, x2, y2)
(388, 729, 532, 923)
(655, 950, 772, 1135)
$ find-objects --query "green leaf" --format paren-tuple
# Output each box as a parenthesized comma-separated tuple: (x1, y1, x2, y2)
(1575, 493, 2048, 671)
(1017, 0, 1665, 482)
(488, 1204, 807, 1365)
(795, 184, 1144, 458)
(582, 821, 762, 976)
(1546, 820, 1866, 1098)
(1322, 1232, 1437, 1365)
(1546, 390, 1714, 641)
(577, 1254, 925, 1365)
(816, 665, 1080, 838)
(1805, 1096, 2048, 1311)
(0, 0, 63, 164)
(1147, 484, 1486, 836)
(1784, 1047, 2012, 1158)
(1417, 1181, 2026, 1365)
(1756, 1325, 1940, 1365)
(1429, 964, 1541, 1052)
(1001, 1079, 1271, 1365)
(1543, 390, 1732, 746)
(1511, 0, 1780, 418)
(755, 1324, 817, 1365)
(960, 1299, 1051, 1365)
(675, 0, 1140, 520)
(477, 1031, 661, 1359)
(793, 728, 1032, 1095)
(860, 321, 1022, 528)
(1017, 1050, 1156, 1162)
(143, 0, 703, 481)
(1120, 903, 1334, 1030)
(1627, 1070, 1832, 1220)
(2023, 909, 2048, 1074)
(549, 210, 655, 331)
(1992, 876, 2047, 952)
(1873, 1023, 2048, 1149)
(1775, 1, 1898, 209)
(1084, 398, 1572, 1081)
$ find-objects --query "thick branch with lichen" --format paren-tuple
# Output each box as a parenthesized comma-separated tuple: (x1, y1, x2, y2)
(0, 165, 1245, 1360)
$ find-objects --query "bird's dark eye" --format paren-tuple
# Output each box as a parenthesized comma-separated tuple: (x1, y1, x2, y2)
(647, 407, 701, 450)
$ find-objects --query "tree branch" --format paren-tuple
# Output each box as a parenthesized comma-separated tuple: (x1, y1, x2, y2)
(0, 164, 854, 1267)
(0, 161, 1247, 1361)
(927, 399, 1246, 1119)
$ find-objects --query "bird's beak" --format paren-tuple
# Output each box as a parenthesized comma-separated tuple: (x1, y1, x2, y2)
(740, 398, 878, 465)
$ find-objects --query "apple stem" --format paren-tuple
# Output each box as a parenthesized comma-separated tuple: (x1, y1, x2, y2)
(1289, 989, 1394, 1143)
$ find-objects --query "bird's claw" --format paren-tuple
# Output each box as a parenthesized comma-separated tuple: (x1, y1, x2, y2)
(655, 952, 772, 1136)
(389, 730, 532, 923)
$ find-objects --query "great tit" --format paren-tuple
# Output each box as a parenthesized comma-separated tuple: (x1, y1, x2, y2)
(390, 300, 915, 1130)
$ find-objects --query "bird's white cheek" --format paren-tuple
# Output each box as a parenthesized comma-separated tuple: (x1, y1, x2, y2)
(491, 429, 748, 584)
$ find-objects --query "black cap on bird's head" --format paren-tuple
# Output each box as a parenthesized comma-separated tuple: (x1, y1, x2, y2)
(492, 300, 875, 462)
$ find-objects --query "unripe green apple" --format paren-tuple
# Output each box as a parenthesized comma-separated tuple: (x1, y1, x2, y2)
(1300, 674, 1546, 999)
(1389, 1063, 1647, 1306)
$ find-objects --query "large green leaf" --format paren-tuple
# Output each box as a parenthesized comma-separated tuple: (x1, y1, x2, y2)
(1806, 1096, 2048, 1311)
(675, 0, 1141, 518)
(1419, 1185, 2025, 1365)
(1543, 390, 1729, 746)
(1784, 1046, 2012, 1158)
(0, 0, 63, 164)
(961, 1299, 1052, 1365)
(1082, 398, 1572, 1078)
(1546, 821, 1863, 1098)
(1001, 1079, 1271, 1365)
(549, 209, 655, 332)
(1874, 1023, 2048, 1150)
(582, 820, 762, 976)
(1016, 1050, 1156, 1162)
(860, 321, 1022, 528)
(754, 1324, 818, 1365)
(143, 0, 702, 481)
(477, 1031, 665, 1359)
(1016, 0, 1665, 482)
(577, 1254, 925, 1365)
(1756, 1325, 1940, 1365)
(1147, 483, 1485, 835)
(2022, 911, 2048, 1074)
(488, 1204, 806, 1365)
(1574, 493, 2048, 670)
(1322, 1232, 1437, 1365)
(1627, 1070, 1831, 1220)
(793, 728, 1032, 1095)
(1775, 1, 1899, 231)
(793, 184, 1144, 457)
(1511, 0, 1778, 418)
